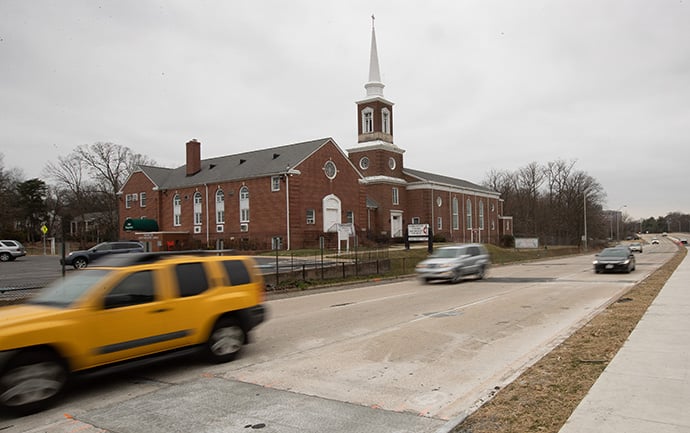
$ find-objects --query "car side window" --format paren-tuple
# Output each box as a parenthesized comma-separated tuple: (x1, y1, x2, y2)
(175, 262, 209, 297)
(104, 270, 155, 309)
(221, 260, 251, 286)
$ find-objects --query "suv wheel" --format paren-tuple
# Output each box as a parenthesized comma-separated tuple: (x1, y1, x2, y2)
(451, 269, 463, 284)
(0, 252, 11, 262)
(0, 350, 68, 415)
(476, 265, 486, 280)
(73, 257, 88, 269)
(205, 317, 245, 363)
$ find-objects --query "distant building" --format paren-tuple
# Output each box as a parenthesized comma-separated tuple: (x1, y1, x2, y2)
(118, 23, 512, 251)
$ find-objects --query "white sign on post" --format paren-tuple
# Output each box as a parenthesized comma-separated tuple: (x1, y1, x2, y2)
(408, 224, 429, 241)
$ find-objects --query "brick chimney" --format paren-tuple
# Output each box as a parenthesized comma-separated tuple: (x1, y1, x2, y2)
(186, 139, 201, 176)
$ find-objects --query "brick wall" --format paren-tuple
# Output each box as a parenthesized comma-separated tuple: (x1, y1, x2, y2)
(119, 172, 161, 240)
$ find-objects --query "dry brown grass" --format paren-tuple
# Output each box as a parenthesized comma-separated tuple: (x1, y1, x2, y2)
(452, 246, 687, 433)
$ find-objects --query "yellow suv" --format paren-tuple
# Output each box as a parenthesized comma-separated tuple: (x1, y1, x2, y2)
(0, 252, 266, 415)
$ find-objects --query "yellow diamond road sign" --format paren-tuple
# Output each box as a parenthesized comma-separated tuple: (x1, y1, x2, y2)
(41, 225, 48, 234)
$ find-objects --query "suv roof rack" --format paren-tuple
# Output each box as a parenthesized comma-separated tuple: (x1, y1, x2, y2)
(93, 249, 239, 267)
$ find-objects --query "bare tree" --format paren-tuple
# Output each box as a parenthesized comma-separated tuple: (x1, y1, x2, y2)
(44, 155, 97, 244)
(75, 142, 155, 239)
(44, 142, 155, 242)
(516, 162, 544, 237)
(77, 142, 155, 196)
(484, 159, 607, 246)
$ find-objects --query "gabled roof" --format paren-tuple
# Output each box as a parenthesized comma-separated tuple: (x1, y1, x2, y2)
(139, 138, 336, 190)
(404, 167, 496, 195)
(138, 165, 174, 187)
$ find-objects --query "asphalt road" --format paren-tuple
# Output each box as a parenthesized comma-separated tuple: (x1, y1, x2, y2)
(0, 237, 678, 433)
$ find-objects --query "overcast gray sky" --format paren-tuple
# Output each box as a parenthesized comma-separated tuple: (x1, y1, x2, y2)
(2, 1, 688, 220)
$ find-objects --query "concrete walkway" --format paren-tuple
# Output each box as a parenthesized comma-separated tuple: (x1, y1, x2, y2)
(559, 250, 690, 433)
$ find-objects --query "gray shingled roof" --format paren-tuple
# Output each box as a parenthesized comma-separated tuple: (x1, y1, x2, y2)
(140, 138, 333, 189)
(137, 165, 174, 187)
(404, 167, 496, 194)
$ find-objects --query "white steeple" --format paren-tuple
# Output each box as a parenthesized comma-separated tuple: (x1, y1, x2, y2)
(365, 15, 385, 97)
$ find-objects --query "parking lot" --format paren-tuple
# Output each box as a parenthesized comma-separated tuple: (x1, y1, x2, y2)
(0, 255, 65, 301)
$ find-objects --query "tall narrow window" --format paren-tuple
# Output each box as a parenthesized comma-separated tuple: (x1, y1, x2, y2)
(193, 192, 202, 225)
(346, 211, 354, 224)
(239, 186, 250, 222)
(173, 194, 181, 226)
(466, 199, 473, 229)
(271, 176, 281, 192)
(215, 189, 225, 224)
(381, 108, 390, 134)
(139, 192, 147, 207)
(479, 200, 485, 230)
(437, 217, 443, 231)
(452, 197, 459, 230)
(362, 107, 374, 133)
(392, 187, 399, 205)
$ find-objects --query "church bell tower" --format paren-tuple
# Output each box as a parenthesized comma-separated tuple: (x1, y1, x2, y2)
(349, 16, 404, 178)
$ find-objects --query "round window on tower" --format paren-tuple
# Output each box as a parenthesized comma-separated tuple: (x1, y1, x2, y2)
(437, 196, 443, 207)
(359, 157, 369, 170)
(324, 160, 337, 179)
(388, 157, 396, 170)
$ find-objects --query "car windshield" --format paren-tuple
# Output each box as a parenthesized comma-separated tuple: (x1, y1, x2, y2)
(27, 269, 111, 308)
(431, 248, 465, 259)
(599, 248, 628, 258)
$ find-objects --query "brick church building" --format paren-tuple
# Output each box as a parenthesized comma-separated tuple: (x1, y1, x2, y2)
(118, 24, 513, 251)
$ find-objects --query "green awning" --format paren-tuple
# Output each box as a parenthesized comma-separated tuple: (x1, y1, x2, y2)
(123, 218, 159, 232)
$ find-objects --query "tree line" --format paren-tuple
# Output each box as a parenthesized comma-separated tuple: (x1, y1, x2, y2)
(483, 159, 690, 245)
(483, 160, 607, 246)
(0, 143, 153, 247)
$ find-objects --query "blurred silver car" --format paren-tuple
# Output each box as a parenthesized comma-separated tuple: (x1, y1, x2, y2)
(415, 244, 490, 283)
(0, 240, 27, 262)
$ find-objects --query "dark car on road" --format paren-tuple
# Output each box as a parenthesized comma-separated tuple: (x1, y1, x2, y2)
(60, 241, 144, 269)
(593, 247, 636, 273)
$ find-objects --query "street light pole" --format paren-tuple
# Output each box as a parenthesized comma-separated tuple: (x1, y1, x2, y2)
(284, 167, 301, 251)
(582, 190, 588, 251)
(616, 205, 627, 241)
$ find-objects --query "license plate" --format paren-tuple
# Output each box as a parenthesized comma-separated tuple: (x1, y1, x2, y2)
(606, 264, 614, 269)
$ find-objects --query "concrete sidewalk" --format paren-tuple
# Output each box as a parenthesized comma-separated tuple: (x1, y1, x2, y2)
(559, 250, 690, 433)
